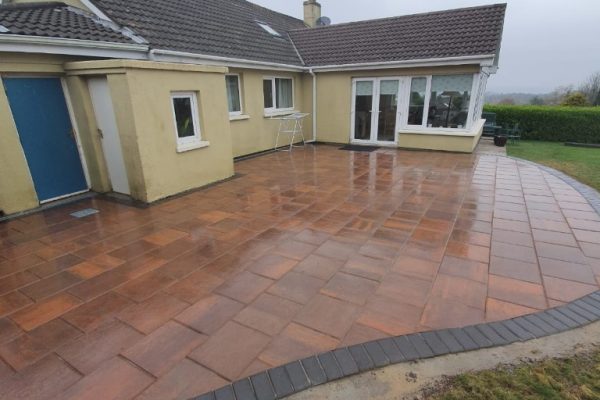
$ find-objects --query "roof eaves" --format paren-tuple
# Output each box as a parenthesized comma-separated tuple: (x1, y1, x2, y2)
(0, 33, 149, 58)
(309, 54, 496, 71)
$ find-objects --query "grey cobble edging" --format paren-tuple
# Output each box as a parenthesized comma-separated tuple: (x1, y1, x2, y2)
(192, 157, 600, 400)
(191, 291, 600, 400)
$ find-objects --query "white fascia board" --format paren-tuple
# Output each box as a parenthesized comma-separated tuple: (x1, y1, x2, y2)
(80, 0, 113, 22)
(310, 55, 497, 72)
(0, 35, 148, 59)
(149, 49, 305, 72)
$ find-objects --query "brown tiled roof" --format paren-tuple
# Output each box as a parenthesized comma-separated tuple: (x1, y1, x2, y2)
(288, 3, 507, 66)
(90, 0, 307, 65)
(0, 1, 506, 67)
(0, 2, 141, 44)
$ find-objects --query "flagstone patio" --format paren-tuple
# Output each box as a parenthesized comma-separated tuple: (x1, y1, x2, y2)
(0, 144, 599, 399)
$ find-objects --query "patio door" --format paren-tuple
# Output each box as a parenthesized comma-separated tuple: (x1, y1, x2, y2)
(351, 78, 404, 145)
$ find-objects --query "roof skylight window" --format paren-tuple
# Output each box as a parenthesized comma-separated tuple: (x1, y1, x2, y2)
(257, 22, 281, 37)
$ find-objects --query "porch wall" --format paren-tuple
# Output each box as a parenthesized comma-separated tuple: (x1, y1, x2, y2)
(313, 64, 481, 147)
(65, 60, 236, 203)
(0, 53, 91, 215)
(228, 68, 312, 158)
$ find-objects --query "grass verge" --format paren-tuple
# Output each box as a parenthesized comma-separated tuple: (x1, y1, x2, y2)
(425, 348, 600, 399)
(507, 141, 600, 192)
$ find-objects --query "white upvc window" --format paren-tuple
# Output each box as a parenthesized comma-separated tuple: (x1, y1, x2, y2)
(170, 91, 207, 152)
(401, 73, 476, 132)
(263, 76, 294, 115)
(225, 74, 243, 116)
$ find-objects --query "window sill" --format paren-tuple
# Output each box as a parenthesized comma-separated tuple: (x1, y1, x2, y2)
(264, 109, 298, 118)
(398, 127, 475, 137)
(229, 114, 250, 121)
(176, 140, 210, 153)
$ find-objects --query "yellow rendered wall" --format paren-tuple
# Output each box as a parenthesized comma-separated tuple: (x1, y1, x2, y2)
(119, 67, 235, 202)
(398, 122, 484, 153)
(228, 69, 312, 157)
(0, 54, 73, 214)
(314, 65, 481, 145)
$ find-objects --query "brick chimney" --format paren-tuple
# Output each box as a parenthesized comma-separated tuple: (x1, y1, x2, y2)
(303, 0, 321, 28)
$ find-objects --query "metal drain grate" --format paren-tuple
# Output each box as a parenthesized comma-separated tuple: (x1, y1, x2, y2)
(70, 208, 99, 218)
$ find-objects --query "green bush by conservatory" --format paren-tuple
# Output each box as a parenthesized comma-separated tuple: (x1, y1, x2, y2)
(483, 105, 600, 143)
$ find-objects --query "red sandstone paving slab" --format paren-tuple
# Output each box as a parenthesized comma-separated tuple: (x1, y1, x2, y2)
(0, 354, 81, 399)
(294, 254, 343, 281)
(340, 323, 389, 347)
(10, 292, 82, 331)
(63, 292, 133, 333)
(485, 298, 538, 322)
(258, 322, 339, 367)
(247, 254, 298, 280)
(0, 291, 32, 317)
(28, 319, 82, 350)
(0, 271, 39, 296)
(214, 271, 274, 304)
(135, 358, 227, 400)
(20, 271, 82, 301)
(56, 320, 142, 375)
(420, 297, 486, 329)
(267, 271, 325, 304)
(122, 321, 206, 377)
(59, 357, 153, 400)
(234, 293, 302, 336)
(321, 272, 379, 306)
(174, 294, 244, 335)
(438, 256, 488, 283)
(118, 292, 188, 334)
(542, 275, 599, 303)
(189, 321, 270, 381)
(376, 272, 432, 308)
(294, 294, 360, 339)
(357, 295, 422, 336)
(0, 333, 49, 371)
(488, 275, 547, 310)
(430, 273, 487, 309)
(489, 256, 542, 284)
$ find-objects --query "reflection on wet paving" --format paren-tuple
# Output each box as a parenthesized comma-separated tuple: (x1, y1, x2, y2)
(0, 144, 599, 399)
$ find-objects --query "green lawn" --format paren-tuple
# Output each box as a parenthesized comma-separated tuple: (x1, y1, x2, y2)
(426, 349, 600, 400)
(507, 141, 600, 192)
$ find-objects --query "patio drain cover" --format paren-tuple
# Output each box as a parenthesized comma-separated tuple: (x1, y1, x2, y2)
(70, 208, 99, 218)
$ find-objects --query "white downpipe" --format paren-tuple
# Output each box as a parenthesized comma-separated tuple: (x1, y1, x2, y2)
(308, 68, 317, 142)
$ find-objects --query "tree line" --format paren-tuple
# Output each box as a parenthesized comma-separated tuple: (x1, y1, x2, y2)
(493, 71, 600, 107)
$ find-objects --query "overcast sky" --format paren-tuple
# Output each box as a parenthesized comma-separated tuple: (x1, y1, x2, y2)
(251, 0, 600, 94)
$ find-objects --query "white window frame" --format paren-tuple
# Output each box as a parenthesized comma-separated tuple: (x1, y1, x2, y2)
(399, 73, 477, 134)
(170, 91, 208, 152)
(225, 74, 243, 117)
(263, 76, 295, 116)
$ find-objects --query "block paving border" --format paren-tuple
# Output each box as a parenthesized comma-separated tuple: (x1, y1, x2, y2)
(192, 156, 600, 400)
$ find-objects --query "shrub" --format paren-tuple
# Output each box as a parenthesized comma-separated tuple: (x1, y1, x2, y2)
(561, 92, 589, 107)
(483, 105, 600, 143)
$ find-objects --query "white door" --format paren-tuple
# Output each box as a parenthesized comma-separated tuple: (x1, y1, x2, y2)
(351, 78, 404, 145)
(88, 77, 131, 195)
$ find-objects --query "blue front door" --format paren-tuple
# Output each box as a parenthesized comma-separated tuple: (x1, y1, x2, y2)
(3, 78, 88, 202)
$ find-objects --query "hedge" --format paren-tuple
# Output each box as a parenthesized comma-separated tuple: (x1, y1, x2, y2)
(483, 105, 600, 143)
